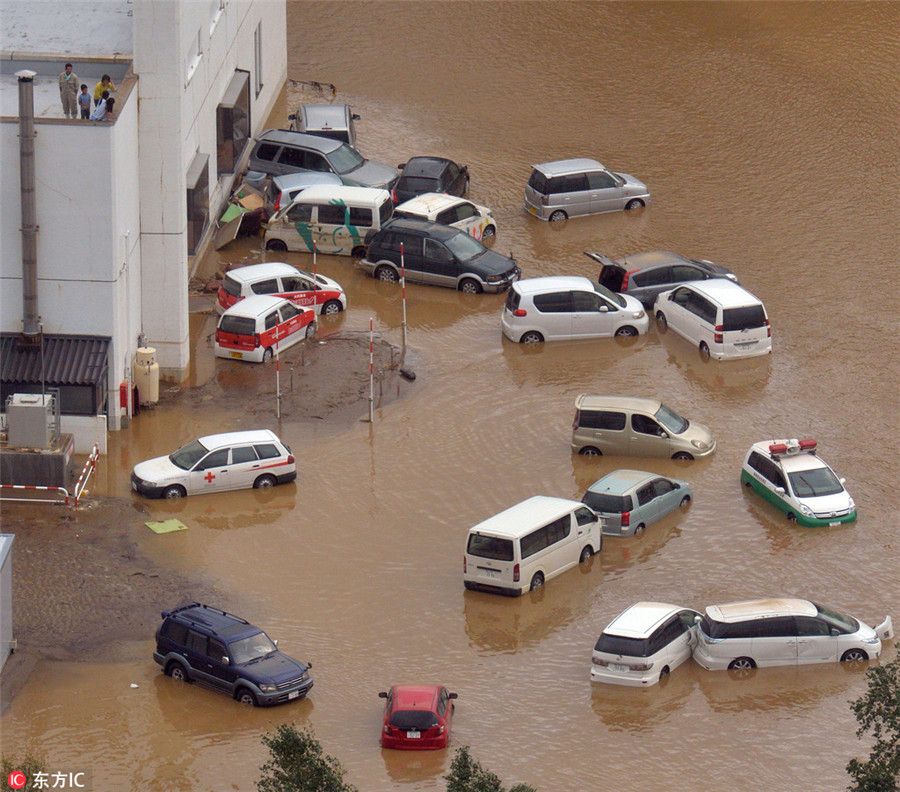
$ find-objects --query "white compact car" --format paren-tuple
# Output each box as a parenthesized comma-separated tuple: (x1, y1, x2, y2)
(131, 429, 296, 499)
(741, 438, 856, 526)
(693, 598, 893, 674)
(591, 602, 700, 687)
(393, 193, 497, 244)
(502, 276, 649, 343)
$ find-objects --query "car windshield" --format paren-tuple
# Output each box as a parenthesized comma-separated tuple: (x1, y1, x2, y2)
(228, 631, 278, 664)
(444, 231, 486, 260)
(788, 466, 844, 498)
(813, 602, 859, 634)
(399, 176, 439, 192)
(655, 404, 689, 434)
(593, 283, 626, 307)
(169, 440, 209, 470)
(326, 144, 365, 175)
(388, 710, 439, 730)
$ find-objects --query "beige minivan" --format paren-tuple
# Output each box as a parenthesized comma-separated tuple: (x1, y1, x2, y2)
(571, 395, 716, 460)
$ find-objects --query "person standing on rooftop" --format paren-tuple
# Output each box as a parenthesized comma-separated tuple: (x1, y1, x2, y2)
(59, 62, 79, 118)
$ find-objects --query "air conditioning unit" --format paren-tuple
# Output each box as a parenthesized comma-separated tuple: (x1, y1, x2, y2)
(7, 393, 52, 448)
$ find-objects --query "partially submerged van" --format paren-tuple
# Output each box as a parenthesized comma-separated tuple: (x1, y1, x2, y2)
(463, 496, 603, 596)
(288, 103, 360, 149)
(214, 295, 316, 363)
(265, 185, 393, 258)
(654, 279, 771, 361)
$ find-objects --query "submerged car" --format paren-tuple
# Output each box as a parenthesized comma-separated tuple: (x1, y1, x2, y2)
(379, 684, 457, 749)
(393, 193, 496, 244)
(590, 250, 739, 308)
(393, 156, 469, 204)
(131, 429, 296, 498)
(288, 102, 360, 148)
(154, 602, 313, 706)
(591, 602, 700, 687)
(217, 262, 346, 316)
(582, 470, 692, 536)
(693, 599, 893, 674)
(741, 439, 857, 526)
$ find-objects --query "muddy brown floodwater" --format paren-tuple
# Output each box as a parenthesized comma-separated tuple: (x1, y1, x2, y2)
(3, 3, 899, 791)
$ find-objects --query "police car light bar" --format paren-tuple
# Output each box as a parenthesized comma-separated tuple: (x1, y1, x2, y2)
(769, 439, 817, 457)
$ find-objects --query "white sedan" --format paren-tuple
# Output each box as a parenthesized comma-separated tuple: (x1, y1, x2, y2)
(393, 193, 497, 244)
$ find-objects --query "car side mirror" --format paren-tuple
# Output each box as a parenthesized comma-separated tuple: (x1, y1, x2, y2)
(378, 691, 388, 699)
(288, 113, 297, 121)
(668, 293, 675, 302)
(398, 162, 407, 169)
(352, 113, 361, 120)
(775, 487, 785, 494)
(598, 305, 609, 312)
(449, 692, 458, 700)
(694, 615, 702, 624)
(839, 477, 846, 484)
(831, 628, 840, 637)
(222, 656, 230, 665)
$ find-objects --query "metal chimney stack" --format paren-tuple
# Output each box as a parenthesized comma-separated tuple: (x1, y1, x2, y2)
(17, 69, 39, 341)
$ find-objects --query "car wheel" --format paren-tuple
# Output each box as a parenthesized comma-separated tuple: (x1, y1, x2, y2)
(841, 648, 869, 663)
(727, 657, 756, 678)
(236, 687, 258, 706)
(633, 523, 645, 537)
(579, 545, 593, 563)
(166, 662, 188, 681)
(481, 225, 496, 243)
(520, 331, 543, 344)
(262, 347, 273, 363)
(679, 495, 692, 509)
(699, 341, 710, 360)
(459, 278, 481, 294)
(322, 300, 342, 315)
(549, 210, 567, 222)
(579, 447, 601, 457)
(254, 474, 277, 489)
(305, 322, 317, 340)
(672, 452, 694, 461)
(375, 265, 398, 283)
(529, 573, 544, 591)
(163, 485, 186, 500)
(615, 325, 639, 337)
(787, 512, 798, 523)
(266, 239, 288, 252)
(625, 199, 644, 210)
(351, 245, 366, 262)
(656, 311, 668, 332)
(659, 666, 670, 682)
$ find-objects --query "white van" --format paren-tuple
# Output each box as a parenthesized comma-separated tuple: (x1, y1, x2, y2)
(264, 185, 393, 259)
(653, 279, 771, 360)
(463, 496, 603, 596)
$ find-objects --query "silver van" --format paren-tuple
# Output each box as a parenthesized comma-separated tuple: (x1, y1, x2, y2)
(654, 279, 771, 361)
(571, 395, 716, 460)
(288, 103, 360, 149)
(524, 158, 650, 222)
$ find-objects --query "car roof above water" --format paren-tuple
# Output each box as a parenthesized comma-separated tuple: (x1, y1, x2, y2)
(195, 428, 281, 450)
(255, 128, 343, 154)
(225, 262, 298, 284)
(381, 216, 459, 240)
(587, 469, 658, 494)
(604, 602, 687, 638)
(532, 158, 605, 176)
(514, 276, 597, 295)
(706, 598, 817, 622)
(221, 294, 293, 319)
(469, 495, 586, 539)
(676, 278, 761, 307)
(575, 394, 662, 414)
(395, 193, 466, 215)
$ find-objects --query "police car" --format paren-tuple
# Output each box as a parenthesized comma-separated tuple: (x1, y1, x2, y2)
(740, 439, 857, 526)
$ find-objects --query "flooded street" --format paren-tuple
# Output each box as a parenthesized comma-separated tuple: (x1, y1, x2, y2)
(4, 3, 899, 790)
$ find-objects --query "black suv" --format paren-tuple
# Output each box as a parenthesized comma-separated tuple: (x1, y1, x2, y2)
(393, 156, 469, 204)
(359, 218, 519, 294)
(154, 602, 313, 707)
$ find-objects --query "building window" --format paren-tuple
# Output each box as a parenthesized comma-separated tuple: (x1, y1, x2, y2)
(216, 70, 250, 175)
(186, 28, 203, 86)
(186, 152, 210, 254)
(254, 21, 263, 96)
(209, 0, 225, 36)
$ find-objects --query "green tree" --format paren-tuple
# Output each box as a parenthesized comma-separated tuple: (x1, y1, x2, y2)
(445, 746, 537, 792)
(847, 655, 900, 792)
(1, 753, 48, 791)
(257, 724, 357, 792)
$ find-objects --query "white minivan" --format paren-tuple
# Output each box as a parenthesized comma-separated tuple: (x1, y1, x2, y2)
(264, 185, 393, 259)
(653, 279, 771, 360)
(463, 496, 603, 596)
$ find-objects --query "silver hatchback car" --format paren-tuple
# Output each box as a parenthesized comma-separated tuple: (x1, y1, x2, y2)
(524, 158, 650, 221)
(581, 470, 692, 536)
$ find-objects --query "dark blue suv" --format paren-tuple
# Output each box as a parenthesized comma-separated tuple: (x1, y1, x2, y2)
(154, 602, 313, 706)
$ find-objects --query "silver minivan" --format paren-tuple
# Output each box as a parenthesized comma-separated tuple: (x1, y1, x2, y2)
(571, 395, 716, 460)
(524, 158, 650, 222)
(288, 103, 360, 149)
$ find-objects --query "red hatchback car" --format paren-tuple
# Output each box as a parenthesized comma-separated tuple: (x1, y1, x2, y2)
(378, 684, 457, 750)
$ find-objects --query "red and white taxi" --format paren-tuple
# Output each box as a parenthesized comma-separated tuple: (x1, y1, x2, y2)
(378, 684, 457, 750)
(215, 295, 316, 363)
(217, 262, 346, 316)
(393, 193, 497, 244)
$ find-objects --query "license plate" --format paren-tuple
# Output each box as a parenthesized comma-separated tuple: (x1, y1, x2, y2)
(230, 351, 242, 359)
(735, 342, 757, 350)
(288, 691, 299, 700)
(131, 481, 137, 492)
(611, 663, 628, 673)
(483, 568, 499, 579)
(829, 521, 840, 526)
(406, 731, 420, 739)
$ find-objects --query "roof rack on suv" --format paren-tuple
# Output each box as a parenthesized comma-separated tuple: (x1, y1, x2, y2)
(162, 602, 251, 632)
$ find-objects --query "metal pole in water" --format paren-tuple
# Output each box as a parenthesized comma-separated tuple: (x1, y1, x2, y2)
(401, 242, 408, 349)
(275, 326, 281, 419)
(369, 318, 375, 423)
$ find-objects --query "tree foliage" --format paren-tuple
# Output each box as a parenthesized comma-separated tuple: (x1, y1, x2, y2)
(1, 753, 48, 791)
(445, 746, 537, 792)
(847, 655, 900, 792)
(257, 724, 358, 792)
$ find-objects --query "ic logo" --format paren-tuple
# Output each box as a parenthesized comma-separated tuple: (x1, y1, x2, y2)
(7, 770, 27, 789)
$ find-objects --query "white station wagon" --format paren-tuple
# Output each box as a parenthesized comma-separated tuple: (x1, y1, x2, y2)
(130, 430, 296, 499)
(393, 193, 497, 244)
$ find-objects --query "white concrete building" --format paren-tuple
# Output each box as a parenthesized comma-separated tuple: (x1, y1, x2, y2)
(0, 0, 286, 447)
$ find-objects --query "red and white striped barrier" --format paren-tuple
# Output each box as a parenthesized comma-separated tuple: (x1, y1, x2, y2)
(0, 443, 100, 506)
(73, 443, 100, 505)
(0, 483, 70, 505)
